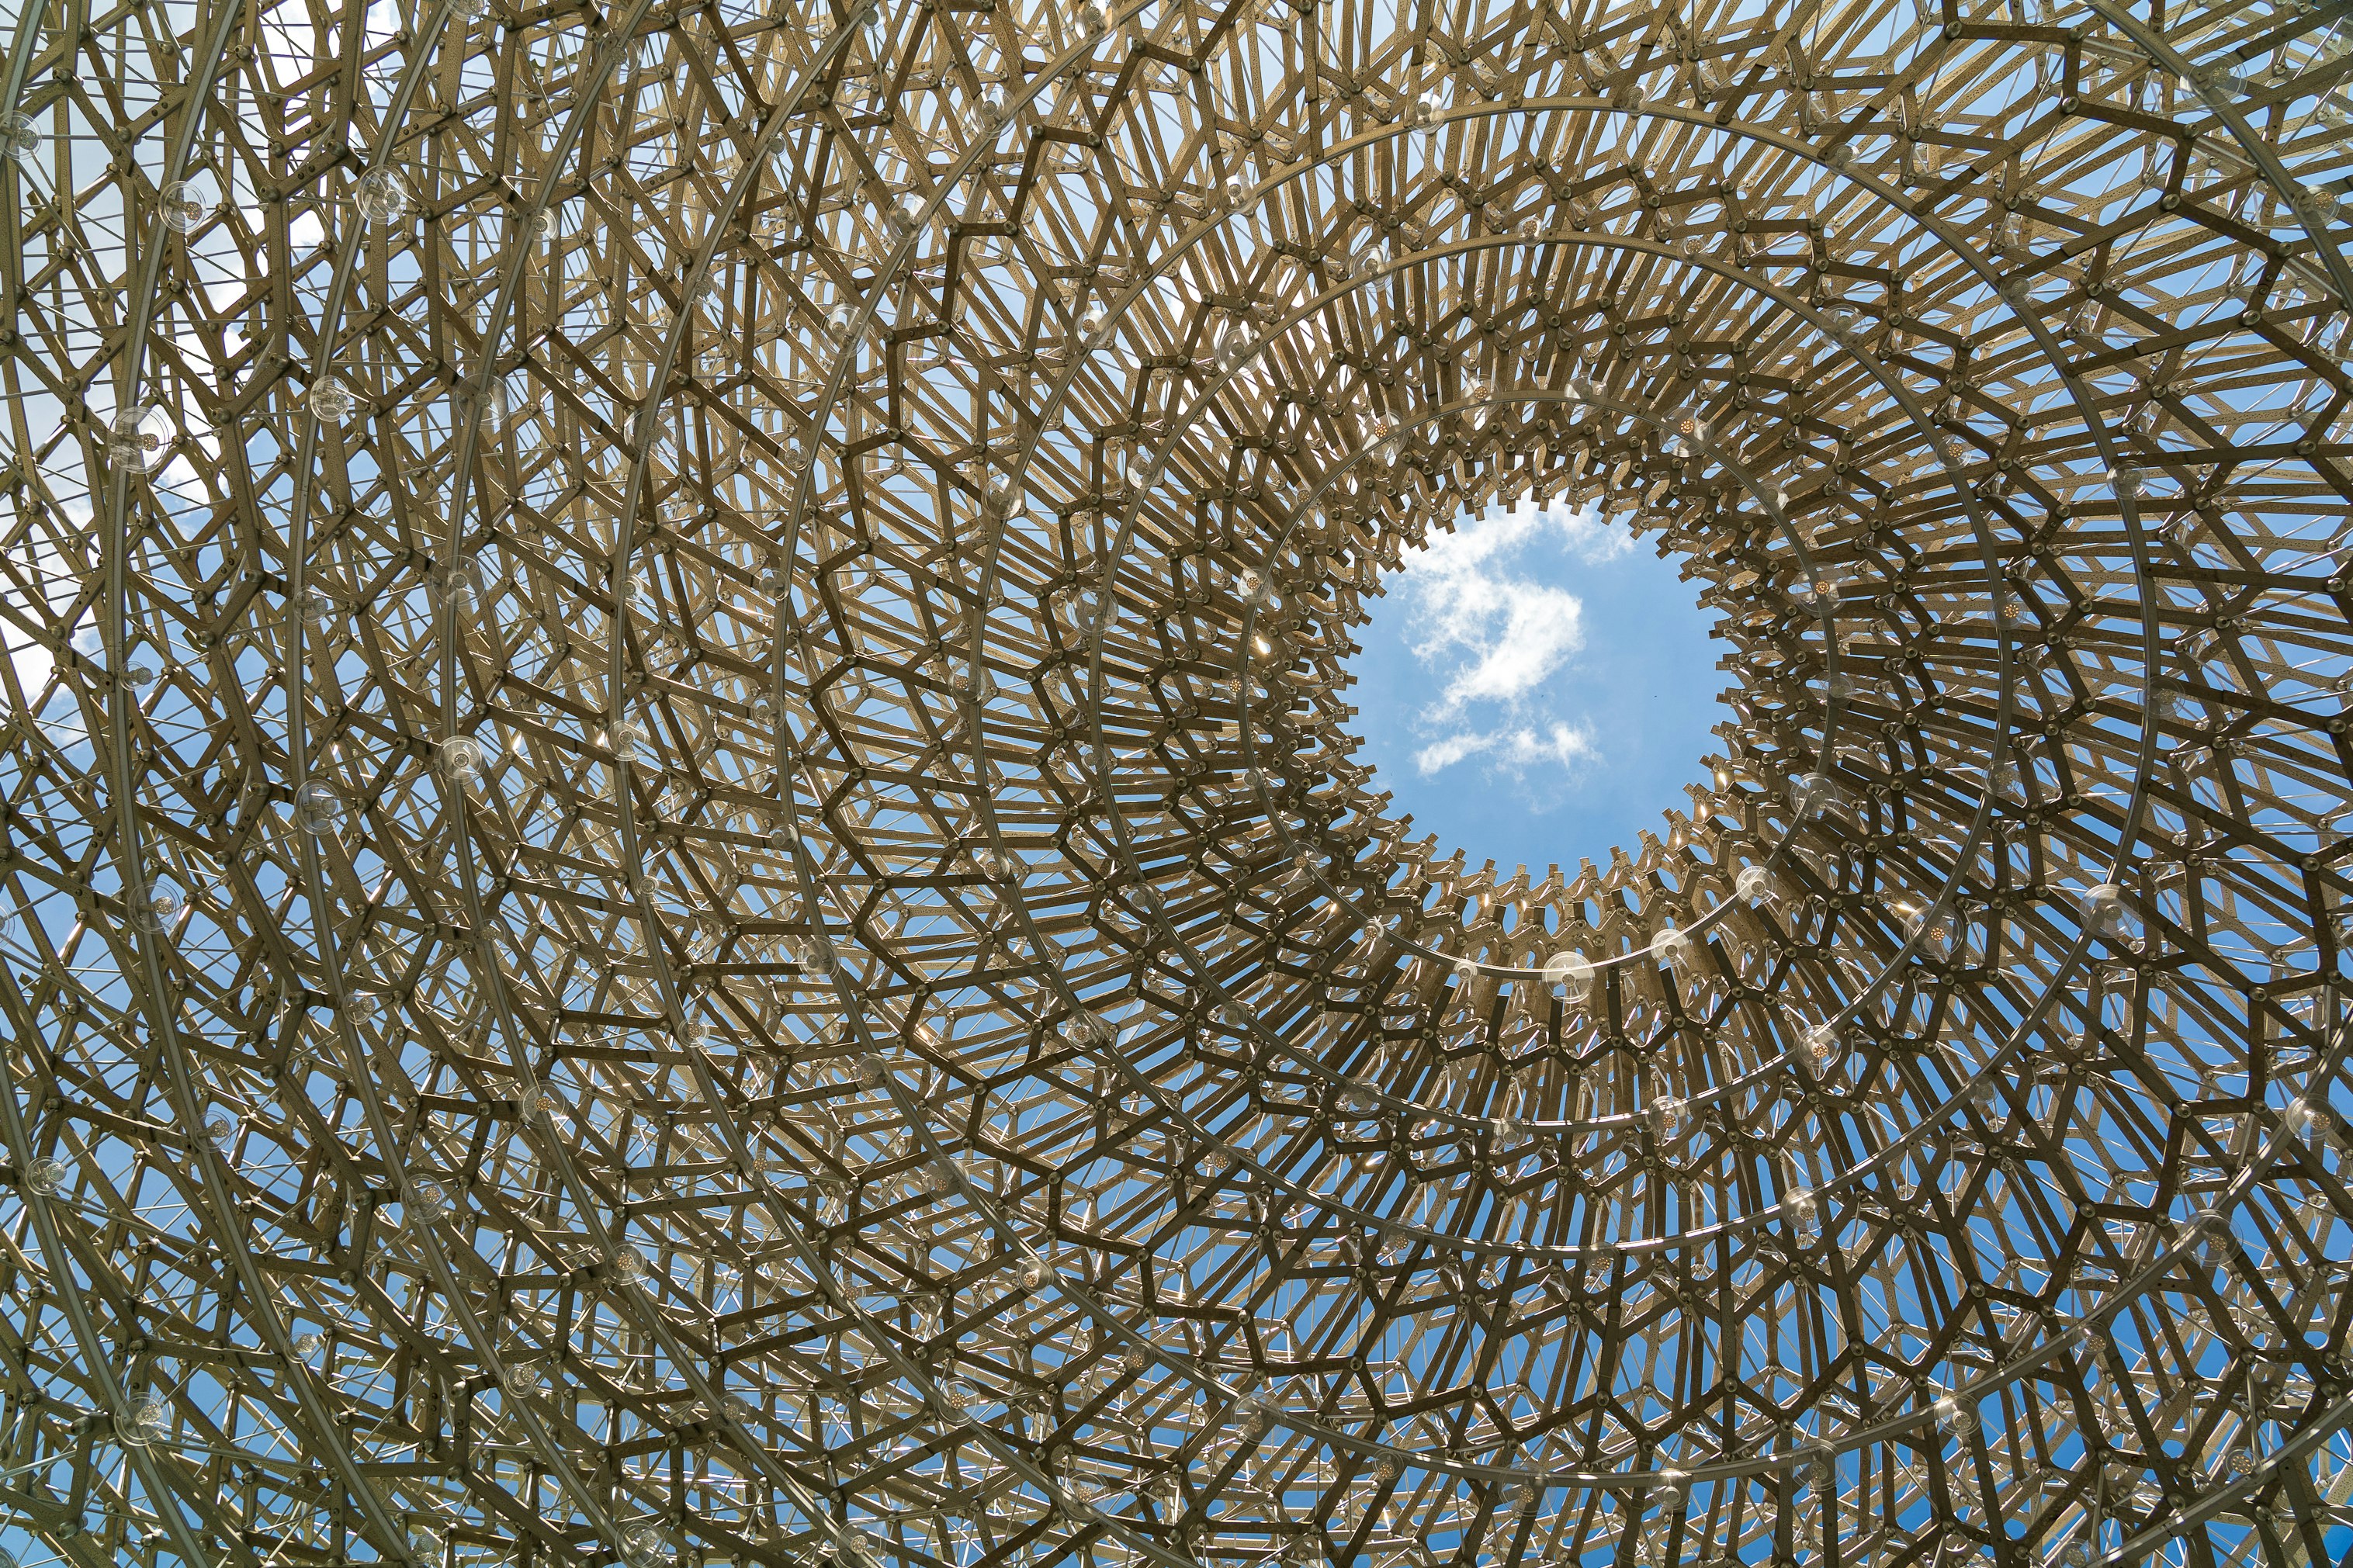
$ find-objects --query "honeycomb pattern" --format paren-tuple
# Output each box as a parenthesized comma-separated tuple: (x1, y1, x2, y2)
(0, 0, 2350, 1564)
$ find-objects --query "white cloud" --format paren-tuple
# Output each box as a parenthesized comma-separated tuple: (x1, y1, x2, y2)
(1387, 494, 1622, 791)
(1415, 722, 1596, 777)
(1413, 731, 1490, 774)
(1518, 722, 1598, 767)
(1432, 580, 1582, 711)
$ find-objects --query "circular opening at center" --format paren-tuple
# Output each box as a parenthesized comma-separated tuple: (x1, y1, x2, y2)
(1346, 493, 1730, 878)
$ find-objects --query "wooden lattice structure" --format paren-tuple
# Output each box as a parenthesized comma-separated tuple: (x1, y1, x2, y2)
(1, 0, 2351, 1563)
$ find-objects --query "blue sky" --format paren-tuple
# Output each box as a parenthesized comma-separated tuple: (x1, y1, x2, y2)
(1345, 494, 1729, 877)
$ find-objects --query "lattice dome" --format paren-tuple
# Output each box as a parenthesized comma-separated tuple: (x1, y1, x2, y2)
(2, 0, 2351, 1565)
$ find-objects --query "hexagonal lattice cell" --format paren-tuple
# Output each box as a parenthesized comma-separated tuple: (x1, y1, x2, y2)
(1, 0, 2350, 1566)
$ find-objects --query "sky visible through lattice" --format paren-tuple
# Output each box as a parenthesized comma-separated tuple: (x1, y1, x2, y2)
(12, 0, 2353, 1557)
(1348, 494, 1730, 879)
